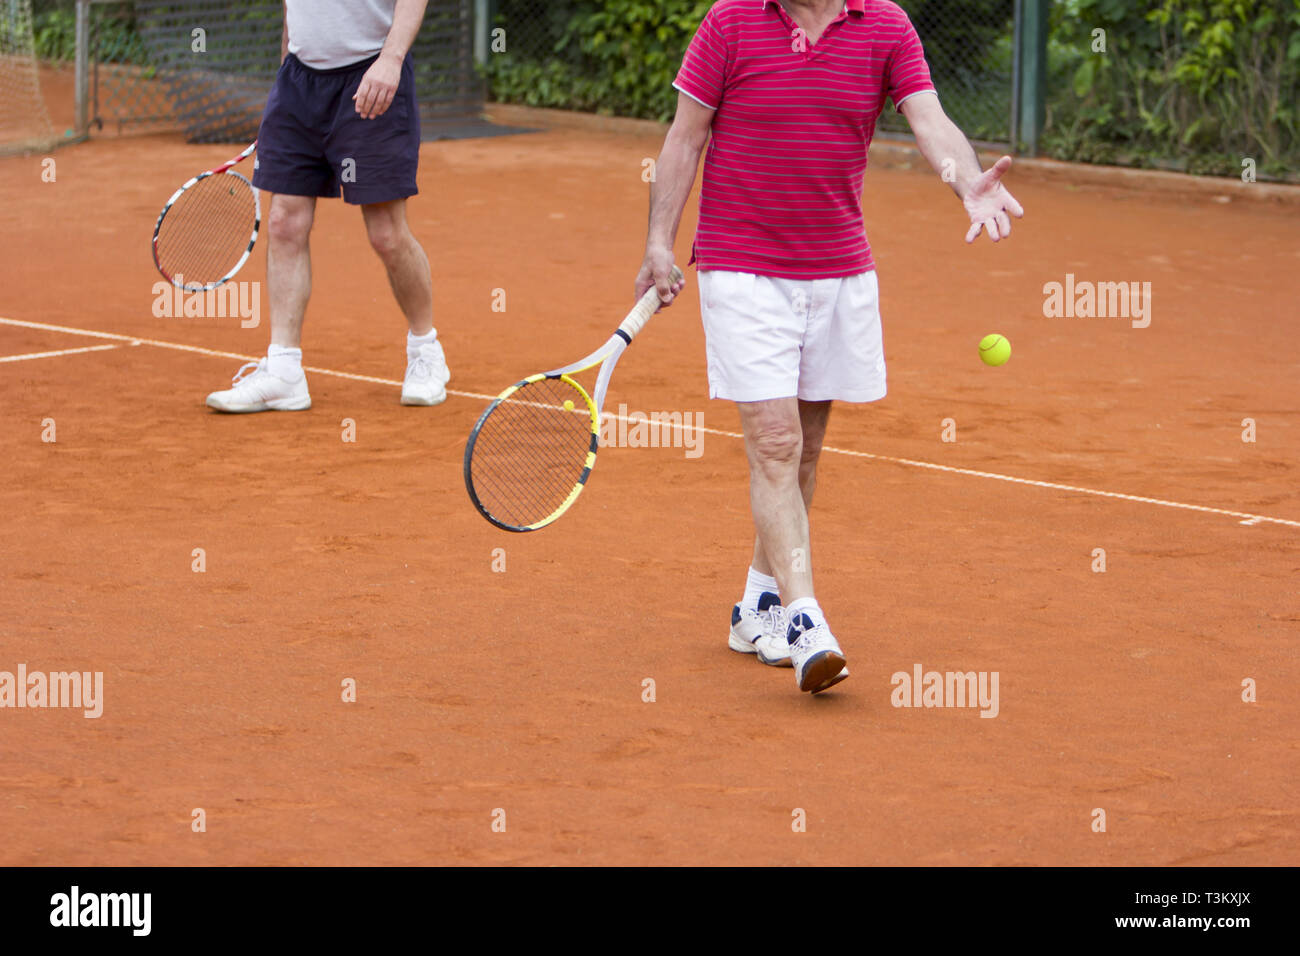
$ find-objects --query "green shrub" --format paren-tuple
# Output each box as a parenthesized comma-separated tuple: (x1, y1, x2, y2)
(33, 8, 76, 61)
(32, 3, 149, 67)
(486, 0, 712, 121)
(1043, 0, 1300, 178)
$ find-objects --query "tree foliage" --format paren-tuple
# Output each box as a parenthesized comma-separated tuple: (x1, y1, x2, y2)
(1044, 0, 1300, 177)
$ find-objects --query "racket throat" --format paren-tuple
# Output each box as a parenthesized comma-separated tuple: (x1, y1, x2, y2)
(591, 342, 627, 418)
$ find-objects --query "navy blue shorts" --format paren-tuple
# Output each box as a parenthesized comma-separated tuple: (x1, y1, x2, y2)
(252, 53, 420, 205)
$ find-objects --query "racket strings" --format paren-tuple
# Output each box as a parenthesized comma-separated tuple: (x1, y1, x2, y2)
(473, 410, 590, 518)
(469, 378, 595, 528)
(155, 172, 257, 289)
(474, 428, 587, 522)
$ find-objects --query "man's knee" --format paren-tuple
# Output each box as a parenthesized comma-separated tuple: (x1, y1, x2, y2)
(797, 403, 832, 469)
(267, 199, 313, 248)
(799, 435, 825, 469)
(749, 420, 803, 468)
(265, 197, 313, 248)
(365, 211, 408, 262)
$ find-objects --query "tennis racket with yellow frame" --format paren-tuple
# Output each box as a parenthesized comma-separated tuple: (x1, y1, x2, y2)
(464, 266, 683, 532)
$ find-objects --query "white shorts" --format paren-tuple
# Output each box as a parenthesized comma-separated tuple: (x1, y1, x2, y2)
(698, 269, 886, 403)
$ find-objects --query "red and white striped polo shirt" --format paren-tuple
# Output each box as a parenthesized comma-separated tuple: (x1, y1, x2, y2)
(674, 0, 935, 279)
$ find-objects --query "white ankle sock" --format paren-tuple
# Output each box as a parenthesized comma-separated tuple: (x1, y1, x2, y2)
(742, 566, 779, 609)
(786, 597, 824, 627)
(267, 344, 302, 380)
(407, 328, 438, 352)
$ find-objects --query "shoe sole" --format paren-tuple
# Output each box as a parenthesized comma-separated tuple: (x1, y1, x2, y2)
(759, 650, 794, 668)
(812, 665, 849, 694)
(400, 390, 447, 407)
(799, 651, 848, 693)
(206, 396, 311, 413)
(728, 632, 793, 668)
(728, 633, 757, 655)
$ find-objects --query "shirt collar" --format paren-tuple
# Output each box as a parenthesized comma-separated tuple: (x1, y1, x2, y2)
(762, 0, 866, 14)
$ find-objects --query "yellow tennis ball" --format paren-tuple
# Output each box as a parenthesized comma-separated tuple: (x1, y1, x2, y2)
(979, 333, 1011, 366)
(563, 399, 575, 412)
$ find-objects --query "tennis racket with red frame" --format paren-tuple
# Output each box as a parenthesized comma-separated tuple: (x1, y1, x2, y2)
(151, 141, 259, 292)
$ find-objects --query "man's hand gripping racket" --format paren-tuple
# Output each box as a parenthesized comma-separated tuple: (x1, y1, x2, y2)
(464, 265, 684, 532)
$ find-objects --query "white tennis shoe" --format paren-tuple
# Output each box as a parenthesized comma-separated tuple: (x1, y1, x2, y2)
(206, 359, 311, 413)
(787, 612, 849, 694)
(728, 591, 792, 667)
(401, 339, 451, 406)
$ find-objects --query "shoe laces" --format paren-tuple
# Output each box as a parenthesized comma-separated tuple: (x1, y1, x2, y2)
(231, 359, 264, 385)
(761, 605, 789, 643)
(407, 351, 434, 382)
(786, 612, 823, 648)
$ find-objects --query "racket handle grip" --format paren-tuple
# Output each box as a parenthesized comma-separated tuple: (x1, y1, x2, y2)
(618, 265, 684, 343)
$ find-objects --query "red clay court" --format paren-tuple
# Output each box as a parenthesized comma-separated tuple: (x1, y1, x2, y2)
(1, 111, 1297, 865)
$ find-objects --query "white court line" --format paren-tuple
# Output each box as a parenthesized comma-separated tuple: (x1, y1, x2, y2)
(639, 420, 1300, 529)
(0, 315, 500, 396)
(2, 314, 1297, 530)
(0, 343, 121, 364)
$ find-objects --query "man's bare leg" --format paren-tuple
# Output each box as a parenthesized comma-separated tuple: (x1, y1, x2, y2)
(361, 198, 449, 405)
(749, 400, 832, 581)
(203, 193, 316, 412)
(360, 199, 433, 335)
(266, 194, 317, 348)
(738, 397, 817, 603)
(738, 397, 847, 692)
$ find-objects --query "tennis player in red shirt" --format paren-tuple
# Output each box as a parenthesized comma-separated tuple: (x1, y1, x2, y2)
(636, 0, 1024, 694)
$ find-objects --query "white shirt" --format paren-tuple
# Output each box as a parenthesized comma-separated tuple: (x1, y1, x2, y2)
(287, 0, 397, 69)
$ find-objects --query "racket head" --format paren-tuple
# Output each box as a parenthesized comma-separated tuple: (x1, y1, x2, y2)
(464, 373, 601, 533)
(152, 169, 260, 292)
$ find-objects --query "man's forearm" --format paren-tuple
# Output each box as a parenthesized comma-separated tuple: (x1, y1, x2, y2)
(646, 132, 706, 251)
(913, 112, 984, 200)
(380, 0, 429, 60)
(281, 2, 288, 61)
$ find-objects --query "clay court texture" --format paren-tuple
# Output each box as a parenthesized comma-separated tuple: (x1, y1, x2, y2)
(1, 104, 1297, 865)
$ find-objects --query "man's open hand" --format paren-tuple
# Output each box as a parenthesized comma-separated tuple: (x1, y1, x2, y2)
(963, 155, 1024, 243)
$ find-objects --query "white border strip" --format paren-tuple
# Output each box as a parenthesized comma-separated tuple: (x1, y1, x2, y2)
(2, 315, 1296, 529)
(0, 343, 120, 363)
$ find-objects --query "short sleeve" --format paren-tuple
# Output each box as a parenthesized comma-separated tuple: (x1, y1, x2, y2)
(886, 15, 935, 109)
(673, 11, 728, 110)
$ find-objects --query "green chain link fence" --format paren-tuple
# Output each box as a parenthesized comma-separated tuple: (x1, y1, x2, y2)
(484, 0, 1015, 142)
(29, 0, 482, 142)
(482, 0, 1298, 179)
(24, 0, 1299, 177)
